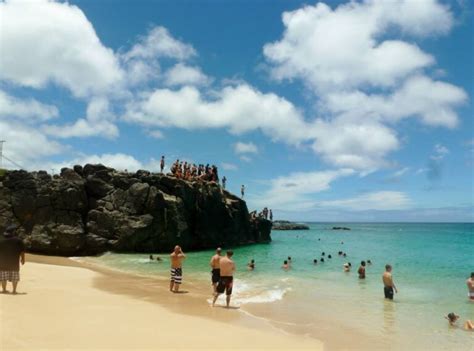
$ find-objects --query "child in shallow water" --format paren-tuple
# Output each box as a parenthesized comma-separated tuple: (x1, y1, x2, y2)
(446, 313, 474, 330)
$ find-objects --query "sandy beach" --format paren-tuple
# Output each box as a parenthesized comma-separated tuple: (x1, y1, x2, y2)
(0, 255, 322, 351)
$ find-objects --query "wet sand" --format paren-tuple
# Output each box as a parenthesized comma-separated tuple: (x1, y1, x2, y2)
(0, 255, 322, 350)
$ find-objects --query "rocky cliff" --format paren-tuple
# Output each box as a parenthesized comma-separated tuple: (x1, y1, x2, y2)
(0, 165, 271, 256)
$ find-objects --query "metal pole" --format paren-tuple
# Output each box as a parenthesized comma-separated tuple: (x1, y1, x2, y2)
(0, 140, 5, 169)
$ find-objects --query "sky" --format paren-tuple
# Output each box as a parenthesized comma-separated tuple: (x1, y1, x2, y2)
(0, 0, 473, 222)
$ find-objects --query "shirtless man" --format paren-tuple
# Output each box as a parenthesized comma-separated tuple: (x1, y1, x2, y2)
(382, 264, 398, 300)
(169, 245, 186, 293)
(212, 250, 235, 308)
(209, 248, 222, 293)
(466, 272, 474, 301)
(358, 261, 366, 279)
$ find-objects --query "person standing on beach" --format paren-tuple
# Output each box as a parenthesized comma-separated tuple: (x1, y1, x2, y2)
(212, 250, 235, 308)
(382, 264, 397, 300)
(169, 245, 186, 293)
(467, 272, 474, 301)
(0, 225, 25, 294)
(210, 248, 222, 293)
(160, 156, 165, 173)
(241, 185, 245, 198)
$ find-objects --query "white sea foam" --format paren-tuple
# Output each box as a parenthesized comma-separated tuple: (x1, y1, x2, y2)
(234, 287, 290, 304)
(211, 279, 292, 305)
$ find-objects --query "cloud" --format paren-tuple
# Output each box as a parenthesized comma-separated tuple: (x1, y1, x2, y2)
(321, 191, 412, 211)
(252, 168, 355, 210)
(239, 155, 252, 163)
(0, 119, 63, 170)
(0, 0, 123, 98)
(124, 84, 309, 144)
(259, 0, 465, 172)
(164, 63, 211, 86)
(43, 97, 118, 139)
(309, 120, 399, 172)
(234, 142, 258, 155)
(322, 76, 467, 129)
(263, 0, 451, 91)
(147, 130, 165, 139)
(122, 26, 196, 62)
(120, 26, 196, 87)
(0, 90, 58, 122)
(385, 167, 410, 182)
(392, 167, 410, 178)
(431, 144, 449, 161)
(221, 162, 238, 171)
(426, 143, 449, 181)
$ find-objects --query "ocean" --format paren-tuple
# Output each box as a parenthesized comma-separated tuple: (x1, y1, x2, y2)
(82, 223, 473, 350)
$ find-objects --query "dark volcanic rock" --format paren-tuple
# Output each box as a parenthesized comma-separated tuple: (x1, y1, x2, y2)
(332, 226, 351, 231)
(272, 220, 310, 230)
(0, 164, 271, 256)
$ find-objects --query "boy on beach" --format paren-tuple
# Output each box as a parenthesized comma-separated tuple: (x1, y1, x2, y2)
(210, 248, 222, 293)
(0, 225, 25, 294)
(170, 245, 186, 293)
(382, 264, 397, 300)
(212, 250, 235, 308)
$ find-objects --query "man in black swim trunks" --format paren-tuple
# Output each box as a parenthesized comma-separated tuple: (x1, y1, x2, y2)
(212, 250, 235, 308)
(382, 264, 397, 300)
(209, 248, 222, 293)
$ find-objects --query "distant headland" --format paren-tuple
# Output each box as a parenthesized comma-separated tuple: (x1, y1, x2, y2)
(272, 220, 310, 230)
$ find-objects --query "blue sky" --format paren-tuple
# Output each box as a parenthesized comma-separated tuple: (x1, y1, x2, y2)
(0, 0, 472, 221)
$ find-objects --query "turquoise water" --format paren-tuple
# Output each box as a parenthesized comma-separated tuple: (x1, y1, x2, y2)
(84, 223, 473, 350)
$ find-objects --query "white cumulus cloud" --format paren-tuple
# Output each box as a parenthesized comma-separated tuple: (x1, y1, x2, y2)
(0, 0, 123, 98)
(164, 63, 211, 86)
(124, 84, 309, 144)
(43, 97, 118, 139)
(263, 0, 451, 91)
(0, 90, 58, 122)
(234, 142, 258, 155)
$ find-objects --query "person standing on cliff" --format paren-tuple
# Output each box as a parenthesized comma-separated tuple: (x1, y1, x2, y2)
(169, 245, 186, 293)
(0, 225, 25, 294)
(160, 156, 165, 173)
(222, 176, 227, 190)
(209, 248, 222, 293)
(241, 185, 245, 198)
(212, 250, 236, 308)
(269, 209, 273, 221)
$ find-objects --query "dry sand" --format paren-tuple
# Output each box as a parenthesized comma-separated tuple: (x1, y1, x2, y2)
(0, 256, 323, 350)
